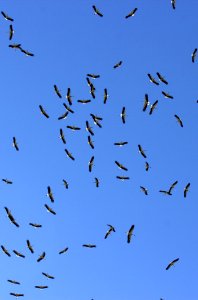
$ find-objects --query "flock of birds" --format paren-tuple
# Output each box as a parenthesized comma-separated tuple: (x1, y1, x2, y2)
(0, 1, 196, 299)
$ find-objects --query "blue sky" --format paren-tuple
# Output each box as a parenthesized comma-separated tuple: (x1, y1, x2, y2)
(0, 1, 197, 299)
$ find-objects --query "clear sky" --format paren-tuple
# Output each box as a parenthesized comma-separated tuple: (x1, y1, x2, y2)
(0, 1, 197, 299)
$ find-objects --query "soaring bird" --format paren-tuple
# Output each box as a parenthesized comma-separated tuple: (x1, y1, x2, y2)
(87, 74, 100, 79)
(66, 88, 73, 105)
(145, 161, 150, 171)
(1, 11, 14, 21)
(35, 285, 48, 289)
(67, 125, 81, 131)
(116, 176, 130, 181)
(114, 141, 128, 147)
(39, 105, 49, 118)
(88, 156, 94, 172)
(120, 107, 126, 124)
(9, 43, 21, 49)
(7, 280, 20, 285)
(162, 91, 174, 99)
(147, 73, 159, 85)
(113, 61, 122, 69)
(95, 177, 100, 187)
(174, 114, 183, 127)
(2, 178, 13, 184)
(54, 84, 62, 98)
(59, 247, 69, 255)
(47, 186, 54, 202)
(13, 137, 19, 151)
(168, 180, 178, 195)
(90, 85, 96, 99)
(143, 94, 149, 112)
(149, 100, 158, 115)
(86, 121, 94, 136)
(127, 225, 135, 243)
(42, 272, 55, 279)
(4, 207, 19, 227)
(58, 111, 69, 120)
(90, 113, 102, 128)
(88, 135, 94, 149)
(166, 258, 179, 270)
(10, 293, 24, 297)
(26, 240, 34, 254)
(82, 244, 96, 248)
(59, 128, 66, 144)
(140, 186, 148, 195)
(37, 252, 46, 262)
(63, 179, 69, 189)
(125, 8, 138, 18)
(65, 148, 75, 161)
(184, 183, 190, 198)
(138, 144, 147, 158)
(192, 48, 197, 63)
(104, 224, 116, 239)
(20, 48, 34, 56)
(92, 5, 103, 17)
(104, 88, 109, 104)
(156, 72, 168, 85)
(29, 223, 42, 228)
(115, 160, 128, 171)
(171, 0, 176, 9)
(1, 245, 11, 257)
(13, 250, 25, 258)
(44, 204, 56, 215)
(78, 99, 91, 104)
(9, 24, 14, 40)
(63, 103, 74, 113)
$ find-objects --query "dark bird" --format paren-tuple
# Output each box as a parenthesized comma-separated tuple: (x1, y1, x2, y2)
(59, 247, 69, 255)
(120, 106, 126, 124)
(92, 5, 103, 17)
(4, 207, 19, 227)
(159, 190, 172, 196)
(86, 77, 93, 87)
(125, 8, 138, 18)
(66, 88, 73, 105)
(13, 137, 19, 151)
(78, 99, 91, 104)
(95, 177, 100, 187)
(143, 94, 149, 112)
(35, 285, 48, 289)
(63, 179, 69, 189)
(88, 135, 94, 149)
(63, 103, 74, 113)
(7, 280, 20, 285)
(67, 125, 81, 131)
(39, 105, 49, 118)
(47, 186, 54, 202)
(88, 156, 94, 172)
(37, 252, 46, 262)
(104, 88, 109, 104)
(113, 60, 122, 69)
(26, 240, 34, 254)
(138, 144, 147, 158)
(9, 24, 14, 40)
(166, 258, 179, 270)
(147, 73, 159, 85)
(104, 224, 115, 239)
(116, 176, 130, 181)
(87, 74, 100, 79)
(42, 272, 55, 279)
(1, 245, 11, 257)
(115, 160, 128, 171)
(162, 91, 174, 99)
(1, 11, 14, 21)
(44, 204, 56, 215)
(145, 162, 150, 171)
(127, 225, 135, 243)
(59, 128, 66, 144)
(174, 114, 183, 127)
(2, 178, 13, 184)
(29, 223, 42, 228)
(184, 183, 190, 198)
(10, 293, 24, 297)
(140, 186, 148, 195)
(20, 48, 34, 57)
(13, 250, 25, 258)
(171, 0, 176, 9)
(114, 141, 128, 146)
(149, 100, 158, 115)
(156, 72, 168, 85)
(9, 43, 21, 49)
(168, 180, 178, 194)
(58, 111, 69, 120)
(65, 148, 75, 161)
(90, 113, 102, 128)
(90, 86, 96, 99)
(192, 48, 197, 63)
(54, 84, 62, 98)
(82, 244, 96, 248)
(86, 121, 94, 136)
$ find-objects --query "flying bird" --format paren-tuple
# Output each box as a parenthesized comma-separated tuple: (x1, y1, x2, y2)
(104, 224, 115, 239)
(171, 0, 176, 9)
(35, 285, 48, 289)
(87, 74, 100, 79)
(13, 250, 25, 258)
(90, 113, 102, 128)
(116, 176, 130, 181)
(162, 91, 174, 99)
(120, 107, 126, 124)
(143, 94, 149, 112)
(92, 5, 103, 17)
(10, 293, 24, 297)
(37, 252, 46, 262)
(156, 72, 168, 85)
(9, 43, 21, 49)
(39, 105, 49, 118)
(13, 137, 19, 151)
(82, 244, 96, 248)
(174, 114, 183, 127)
(138, 144, 147, 158)
(86, 121, 94, 136)
(78, 99, 91, 104)
(2, 178, 13, 184)
(20, 48, 34, 57)
(65, 148, 75, 160)
(149, 100, 158, 115)
(29, 223, 42, 228)
(104, 88, 109, 104)
(47, 186, 54, 202)
(145, 162, 150, 171)
(114, 141, 128, 147)
(127, 225, 135, 243)
(140, 186, 148, 195)
(147, 73, 159, 85)
(125, 8, 138, 18)
(67, 125, 81, 131)
(184, 183, 190, 198)
(115, 160, 128, 171)
(1, 245, 11, 257)
(42, 272, 55, 279)
(63, 179, 69, 189)
(166, 258, 179, 270)
(88, 156, 94, 172)
(7, 280, 20, 285)
(192, 48, 197, 63)
(1, 11, 14, 21)
(113, 60, 122, 69)
(94, 177, 100, 187)
(88, 135, 94, 149)
(58, 111, 69, 120)
(54, 84, 62, 98)
(59, 128, 66, 144)
(63, 103, 74, 113)
(26, 240, 34, 254)
(4, 207, 19, 227)
(66, 88, 73, 105)
(9, 24, 14, 40)
(168, 180, 178, 194)
(59, 247, 69, 255)
(44, 204, 56, 215)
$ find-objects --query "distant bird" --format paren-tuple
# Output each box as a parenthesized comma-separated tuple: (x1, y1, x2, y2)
(66, 88, 73, 105)
(184, 183, 190, 198)
(2, 178, 13, 184)
(149, 100, 158, 115)
(162, 91, 174, 99)
(1, 245, 11, 257)
(20, 48, 34, 57)
(88, 135, 94, 149)
(37, 252, 46, 262)
(90, 113, 102, 128)
(166, 258, 179, 270)
(140, 186, 148, 195)
(114, 141, 128, 147)
(78, 99, 91, 104)
(59, 247, 68, 255)
(104, 88, 109, 104)
(171, 0, 176, 9)
(9, 43, 21, 49)
(90, 85, 96, 99)
(104, 224, 115, 239)
(86, 121, 94, 136)
(1, 11, 14, 21)
(9, 24, 14, 40)
(59, 128, 66, 144)
(125, 8, 138, 18)
(115, 160, 128, 171)
(42, 272, 55, 279)
(29, 223, 42, 228)
(13, 137, 19, 151)
(58, 111, 69, 120)
(159, 190, 172, 196)
(44, 204, 56, 215)
(168, 180, 178, 195)
(4, 207, 19, 227)
(174, 114, 183, 127)
(113, 61, 122, 69)
(67, 125, 81, 131)
(192, 48, 197, 63)
(143, 94, 149, 112)
(95, 177, 100, 187)
(65, 148, 75, 161)
(82, 244, 96, 248)
(147, 73, 159, 85)
(35, 285, 48, 289)
(120, 107, 126, 124)
(54, 84, 62, 98)
(63, 179, 69, 189)
(145, 162, 150, 171)
(116, 176, 130, 181)
(7, 280, 20, 285)
(156, 72, 168, 85)
(39, 105, 49, 118)
(47, 186, 54, 202)
(88, 156, 94, 172)
(138, 144, 147, 158)
(92, 5, 103, 17)
(26, 240, 34, 254)
(63, 103, 74, 113)
(127, 225, 135, 243)
(13, 250, 25, 258)
(10, 293, 24, 297)
(87, 74, 100, 79)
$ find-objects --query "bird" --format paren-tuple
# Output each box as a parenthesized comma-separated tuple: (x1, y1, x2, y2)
(113, 61, 122, 69)
(94, 177, 100, 187)
(171, 0, 176, 9)
(184, 183, 190, 198)
(37, 252, 46, 262)
(174, 114, 183, 127)
(59, 129, 66, 144)
(1, 245, 11, 257)
(82, 244, 96, 248)
(90, 86, 96, 99)
(13, 250, 25, 258)
(35, 285, 48, 289)
(88, 135, 94, 149)
(162, 91, 174, 99)
(88, 156, 94, 172)
(13, 137, 19, 151)
(26, 240, 34, 254)
(114, 141, 128, 147)
(20, 48, 34, 56)
(42, 272, 55, 279)
(78, 99, 91, 104)
(192, 48, 197, 63)
(87, 74, 100, 79)
(9, 24, 14, 40)
(7, 280, 20, 285)
(65, 148, 75, 161)
(66, 88, 73, 105)
(92, 5, 103, 17)
(140, 186, 148, 195)
(116, 176, 130, 181)
(67, 125, 81, 131)
(58, 111, 69, 120)
(115, 160, 128, 171)
(47, 186, 54, 202)
(104, 225, 115, 239)
(149, 100, 158, 115)
(1, 11, 14, 21)
(120, 107, 126, 124)
(147, 73, 159, 85)
(159, 190, 172, 196)
(39, 105, 49, 118)
(63, 179, 69, 189)
(90, 113, 102, 128)
(9, 43, 21, 49)
(127, 225, 135, 243)
(2, 178, 13, 184)
(4, 207, 19, 227)
(104, 88, 109, 104)
(44, 204, 56, 215)
(63, 103, 74, 113)
(145, 162, 150, 171)
(125, 8, 138, 18)
(86, 121, 94, 136)
(156, 72, 168, 85)
(54, 84, 62, 98)
(10, 293, 24, 297)
(166, 258, 179, 270)
(143, 94, 149, 112)
(138, 144, 147, 158)
(168, 180, 178, 195)
(29, 223, 42, 228)
(59, 247, 69, 255)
